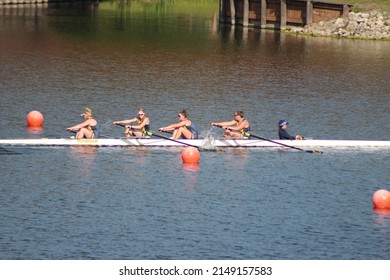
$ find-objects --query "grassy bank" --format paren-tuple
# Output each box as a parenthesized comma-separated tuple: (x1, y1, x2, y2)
(324, 0, 390, 13)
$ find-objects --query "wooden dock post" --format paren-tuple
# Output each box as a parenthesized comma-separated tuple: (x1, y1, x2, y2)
(219, 0, 227, 23)
(280, 0, 287, 30)
(230, 0, 236, 25)
(306, 0, 313, 25)
(243, 0, 249, 27)
(343, 4, 350, 17)
(261, 0, 267, 28)
(219, 0, 352, 30)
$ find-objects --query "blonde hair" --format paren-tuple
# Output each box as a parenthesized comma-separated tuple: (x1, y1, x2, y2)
(84, 108, 92, 118)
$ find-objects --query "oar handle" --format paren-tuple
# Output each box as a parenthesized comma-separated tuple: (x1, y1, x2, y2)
(114, 123, 127, 128)
(212, 124, 225, 129)
(158, 130, 173, 135)
(212, 123, 237, 132)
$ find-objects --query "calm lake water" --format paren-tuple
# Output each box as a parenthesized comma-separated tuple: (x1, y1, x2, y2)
(0, 1, 390, 260)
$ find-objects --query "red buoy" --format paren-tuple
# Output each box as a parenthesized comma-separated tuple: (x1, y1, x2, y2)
(372, 189, 390, 209)
(26, 111, 44, 127)
(181, 147, 200, 164)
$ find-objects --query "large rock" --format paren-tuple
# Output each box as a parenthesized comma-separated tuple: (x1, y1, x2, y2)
(290, 10, 390, 40)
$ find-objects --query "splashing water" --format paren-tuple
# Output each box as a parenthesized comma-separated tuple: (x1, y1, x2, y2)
(199, 127, 221, 149)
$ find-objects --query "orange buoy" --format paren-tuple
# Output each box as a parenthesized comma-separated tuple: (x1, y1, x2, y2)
(372, 189, 390, 209)
(26, 111, 44, 127)
(181, 147, 200, 164)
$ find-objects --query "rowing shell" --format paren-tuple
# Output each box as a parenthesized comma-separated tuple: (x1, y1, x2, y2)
(0, 138, 390, 148)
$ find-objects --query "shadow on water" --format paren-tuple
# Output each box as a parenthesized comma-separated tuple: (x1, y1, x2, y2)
(0, 147, 23, 155)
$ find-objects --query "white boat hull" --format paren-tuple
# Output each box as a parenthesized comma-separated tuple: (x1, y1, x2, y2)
(1, 138, 390, 148)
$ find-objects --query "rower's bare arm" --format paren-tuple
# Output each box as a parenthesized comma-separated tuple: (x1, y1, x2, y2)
(211, 120, 235, 127)
(113, 118, 136, 125)
(159, 125, 174, 131)
(67, 120, 92, 131)
(160, 120, 186, 131)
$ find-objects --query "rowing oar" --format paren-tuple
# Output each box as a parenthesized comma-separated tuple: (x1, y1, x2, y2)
(244, 132, 323, 154)
(211, 124, 322, 154)
(68, 129, 78, 136)
(154, 131, 224, 152)
(68, 129, 110, 139)
(114, 123, 219, 151)
(115, 123, 222, 152)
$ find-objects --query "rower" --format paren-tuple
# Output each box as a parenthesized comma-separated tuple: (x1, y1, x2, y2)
(113, 108, 151, 137)
(67, 108, 100, 139)
(158, 109, 198, 139)
(278, 120, 304, 140)
(211, 110, 250, 138)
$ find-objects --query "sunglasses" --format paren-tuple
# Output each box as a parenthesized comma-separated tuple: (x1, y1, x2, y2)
(138, 114, 144, 116)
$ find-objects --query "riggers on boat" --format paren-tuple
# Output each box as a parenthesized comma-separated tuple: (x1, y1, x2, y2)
(0, 138, 390, 149)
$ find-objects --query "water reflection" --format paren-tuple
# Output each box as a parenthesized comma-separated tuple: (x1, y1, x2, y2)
(0, 147, 20, 155)
(67, 146, 97, 175)
(373, 208, 390, 236)
(373, 208, 390, 216)
(26, 126, 44, 135)
(182, 162, 200, 173)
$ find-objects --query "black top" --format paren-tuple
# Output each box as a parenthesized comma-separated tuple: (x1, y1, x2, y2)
(278, 128, 295, 140)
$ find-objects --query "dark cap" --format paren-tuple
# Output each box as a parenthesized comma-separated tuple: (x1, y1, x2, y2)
(279, 120, 288, 126)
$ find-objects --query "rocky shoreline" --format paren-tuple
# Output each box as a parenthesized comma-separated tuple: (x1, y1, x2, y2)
(288, 10, 390, 40)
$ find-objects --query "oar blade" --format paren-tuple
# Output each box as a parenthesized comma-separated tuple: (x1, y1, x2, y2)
(305, 149, 324, 154)
(200, 147, 224, 153)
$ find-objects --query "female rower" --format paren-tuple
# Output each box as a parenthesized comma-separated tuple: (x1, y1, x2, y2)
(67, 108, 100, 139)
(278, 120, 304, 140)
(113, 108, 151, 137)
(158, 109, 198, 139)
(211, 110, 250, 138)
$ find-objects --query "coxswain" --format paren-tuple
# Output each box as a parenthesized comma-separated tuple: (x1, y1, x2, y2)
(278, 120, 304, 140)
